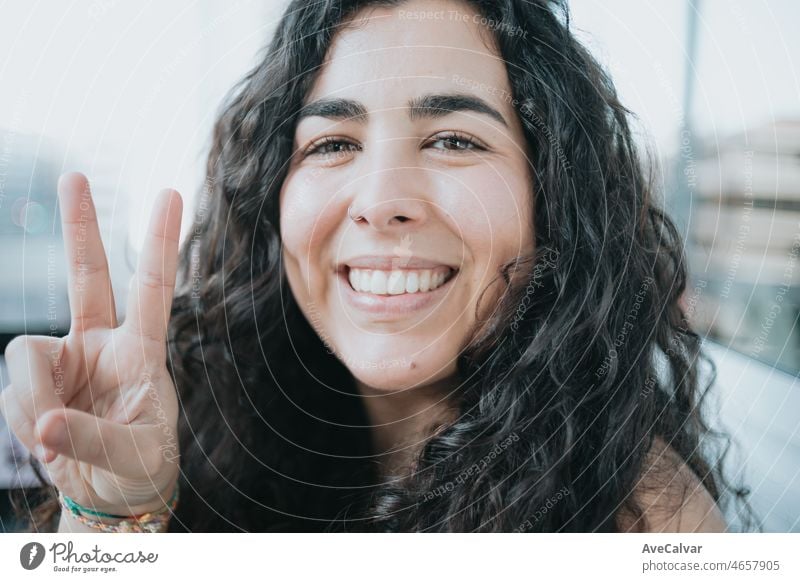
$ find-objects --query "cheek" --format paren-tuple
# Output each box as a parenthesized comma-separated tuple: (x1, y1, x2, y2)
(437, 169, 533, 268)
(280, 171, 347, 282)
(437, 170, 533, 318)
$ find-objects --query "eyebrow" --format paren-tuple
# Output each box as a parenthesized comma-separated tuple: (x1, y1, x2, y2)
(296, 92, 508, 127)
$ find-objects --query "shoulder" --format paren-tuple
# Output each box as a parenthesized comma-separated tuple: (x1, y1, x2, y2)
(618, 436, 727, 532)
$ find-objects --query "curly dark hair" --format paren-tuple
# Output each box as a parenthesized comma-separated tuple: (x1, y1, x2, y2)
(14, 0, 754, 532)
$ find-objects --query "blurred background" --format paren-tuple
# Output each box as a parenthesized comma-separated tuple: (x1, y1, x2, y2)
(0, 0, 798, 532)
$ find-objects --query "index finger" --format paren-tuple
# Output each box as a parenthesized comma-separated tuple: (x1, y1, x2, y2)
(58, 172, 117, 331)
(123, 188, 183, 344)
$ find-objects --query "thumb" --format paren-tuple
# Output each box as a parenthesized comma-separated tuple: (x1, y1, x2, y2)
(35, 408, 166, 479)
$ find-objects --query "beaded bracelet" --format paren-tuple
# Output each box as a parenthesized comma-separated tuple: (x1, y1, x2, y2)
(58, 484, 179, 533)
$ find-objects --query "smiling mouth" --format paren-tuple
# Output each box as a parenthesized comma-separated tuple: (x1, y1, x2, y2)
(342, 265, 457, 296)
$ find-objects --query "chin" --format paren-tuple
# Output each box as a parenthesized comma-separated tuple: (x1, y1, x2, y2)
(341, 347, 458, 392)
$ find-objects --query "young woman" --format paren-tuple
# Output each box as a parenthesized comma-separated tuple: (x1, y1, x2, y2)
(2, 0, 751, 532)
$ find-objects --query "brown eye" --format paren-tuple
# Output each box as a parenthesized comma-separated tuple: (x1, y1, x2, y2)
(305, 137, 361, 157)
(426, 132, 486, 153)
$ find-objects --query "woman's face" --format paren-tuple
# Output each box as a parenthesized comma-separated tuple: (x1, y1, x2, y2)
(279, 0, 534, 391)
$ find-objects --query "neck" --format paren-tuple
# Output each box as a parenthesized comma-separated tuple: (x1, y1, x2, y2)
(355, 376, 459, 480)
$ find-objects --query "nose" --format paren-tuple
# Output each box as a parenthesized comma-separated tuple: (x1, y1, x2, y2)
(347, 144, 430, 231)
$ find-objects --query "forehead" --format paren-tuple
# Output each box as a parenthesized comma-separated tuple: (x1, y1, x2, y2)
(305, 2, 514, 111)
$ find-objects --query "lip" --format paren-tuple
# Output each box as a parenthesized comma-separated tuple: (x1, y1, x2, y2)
(339, 255, 459, 271)
(337, 265, 459, 319)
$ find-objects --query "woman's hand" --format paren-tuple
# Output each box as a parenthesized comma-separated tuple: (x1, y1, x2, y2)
(0, 172, 183, 517)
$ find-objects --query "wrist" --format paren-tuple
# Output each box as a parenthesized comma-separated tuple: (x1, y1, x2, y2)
(58, 481, 179, 532)
(118, 479, 179, 516)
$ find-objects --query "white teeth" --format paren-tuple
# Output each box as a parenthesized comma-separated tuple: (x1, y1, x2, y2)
(347, 268, 452, 295)
(370, 270, 388, 294)
(419, 270, 431, 292)
(405, 271, 419, 293)
(387, 271, 405, 295)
